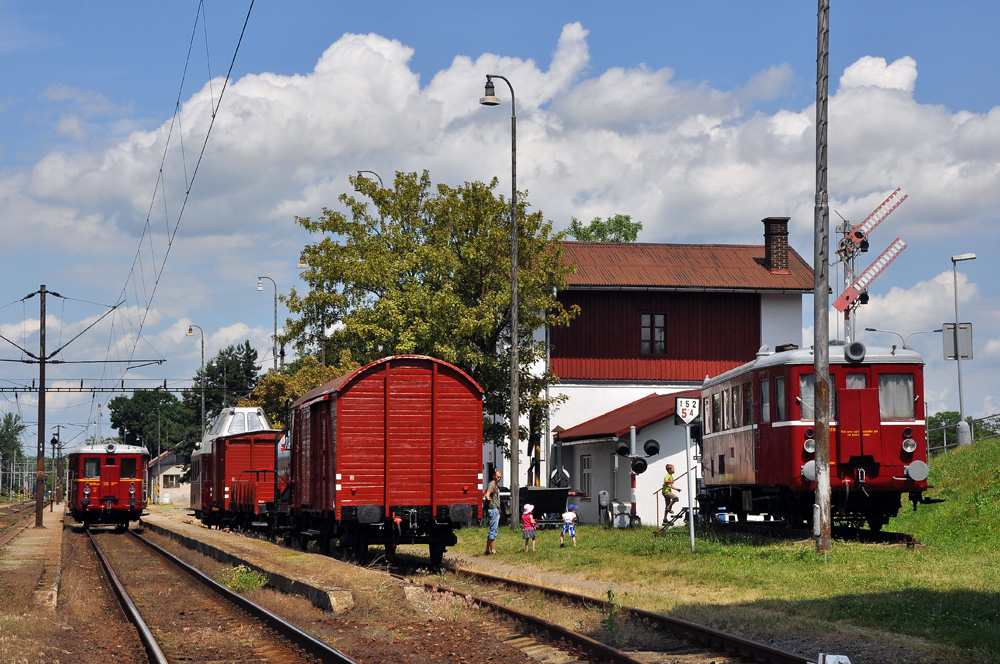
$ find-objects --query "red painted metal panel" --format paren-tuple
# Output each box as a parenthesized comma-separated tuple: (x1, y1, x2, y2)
(294, 356, 484, 522)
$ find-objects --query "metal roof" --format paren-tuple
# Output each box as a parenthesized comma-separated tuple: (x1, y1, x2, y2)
(554, 389, 701, 443)
(562, 242, 814, 292)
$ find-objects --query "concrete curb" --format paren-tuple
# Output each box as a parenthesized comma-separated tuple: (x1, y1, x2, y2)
(140, 518, 355, 614)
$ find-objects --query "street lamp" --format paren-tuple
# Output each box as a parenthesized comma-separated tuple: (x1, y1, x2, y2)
(356, 170, 384, 188)
(951, 253, 976, 443)
(480, 73, 521, 525)
(864, 327, 943, 351)
(187, 324, 206, 439)
(257, 276, 278, 371)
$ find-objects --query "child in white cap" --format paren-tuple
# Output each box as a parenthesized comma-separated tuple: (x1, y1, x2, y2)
(521, 503, 536, 552)
(560, 504, 578, 547)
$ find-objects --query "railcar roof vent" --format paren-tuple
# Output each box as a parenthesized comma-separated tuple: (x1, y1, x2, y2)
(775, 343, 799, 352)
(756, 345, 771, 359)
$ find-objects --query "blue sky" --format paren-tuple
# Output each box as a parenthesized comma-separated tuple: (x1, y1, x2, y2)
(2, 1, 999, 454)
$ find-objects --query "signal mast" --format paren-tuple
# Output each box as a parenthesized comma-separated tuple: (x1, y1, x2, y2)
(833, 188, 908, 341)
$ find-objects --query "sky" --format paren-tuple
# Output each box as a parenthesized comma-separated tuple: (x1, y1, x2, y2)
(2, 1, 999, 457)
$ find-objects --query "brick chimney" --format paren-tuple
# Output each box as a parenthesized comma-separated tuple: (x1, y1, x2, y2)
(762, 217, 790, 274)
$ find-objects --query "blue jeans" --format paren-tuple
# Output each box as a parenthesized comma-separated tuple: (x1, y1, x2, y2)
(488, 508, 500, 539)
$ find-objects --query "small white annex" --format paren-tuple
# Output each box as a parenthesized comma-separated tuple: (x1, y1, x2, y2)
(549, 391, 702, 527)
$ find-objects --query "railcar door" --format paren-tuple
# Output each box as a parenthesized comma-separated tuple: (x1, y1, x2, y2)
(100, 455, 122, 505)
(836, 387, 882, 467)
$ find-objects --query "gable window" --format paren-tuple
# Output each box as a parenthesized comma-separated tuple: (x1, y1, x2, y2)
(640, 314, 666, 355)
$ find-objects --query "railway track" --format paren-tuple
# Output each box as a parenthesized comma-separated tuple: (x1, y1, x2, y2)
(88, 529, 357, 664)
(405, 565, 812, 664)
(0, 500, 42, 547)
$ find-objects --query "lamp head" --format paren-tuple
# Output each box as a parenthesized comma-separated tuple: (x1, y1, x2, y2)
(480, 77, 500, 106)
(951, 253, 976, 263)
(257, 277, 264, 291)
(187, 325, 194, 336)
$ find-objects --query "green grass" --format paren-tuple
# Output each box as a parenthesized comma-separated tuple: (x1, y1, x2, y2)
(451, 439, 1000, 663)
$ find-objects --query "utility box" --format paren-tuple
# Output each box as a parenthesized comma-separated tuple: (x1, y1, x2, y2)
(610, 500, 632, 528)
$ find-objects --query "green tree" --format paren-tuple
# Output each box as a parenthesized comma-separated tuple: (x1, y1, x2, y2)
(246, 353, 358, 428)
(927, 411, 1000, 450)
(183, 341, 260, 430)
(568, 213, 643, 242)
(285, 171, 578, 451)
(0, 412, 28, 468)
(108, 390, 199, 458)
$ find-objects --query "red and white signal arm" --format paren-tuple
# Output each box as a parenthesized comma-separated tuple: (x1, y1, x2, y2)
(675, 397, 700, 425)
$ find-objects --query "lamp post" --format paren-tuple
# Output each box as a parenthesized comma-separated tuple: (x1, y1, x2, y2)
(356, 170, 384, 188)
(187, 324, 206, 439)
(951, 253, 976, 444)
(257, 276, 278, 371)
(480, 73, 520, 525)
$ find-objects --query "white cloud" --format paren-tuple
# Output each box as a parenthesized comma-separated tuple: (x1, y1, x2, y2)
(839, 56, 917, 92)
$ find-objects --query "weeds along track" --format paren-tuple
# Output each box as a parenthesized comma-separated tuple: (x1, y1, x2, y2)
(87, 529, 356, 664)
(417, 566, 812, 664)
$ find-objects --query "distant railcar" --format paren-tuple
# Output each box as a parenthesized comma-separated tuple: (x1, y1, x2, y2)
(189, 407, 281, 525)
(699, 342, 935, 530)
(66, 442, 150, 530)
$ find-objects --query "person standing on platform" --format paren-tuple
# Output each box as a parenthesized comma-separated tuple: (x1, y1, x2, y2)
(484, 469, 502, 555)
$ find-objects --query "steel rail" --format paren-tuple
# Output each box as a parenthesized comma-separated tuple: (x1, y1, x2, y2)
(444, 567, 811, 664)
(127, 530, 358, 664)
(87, 531, 169, 664)
(397, 573, 648, 664)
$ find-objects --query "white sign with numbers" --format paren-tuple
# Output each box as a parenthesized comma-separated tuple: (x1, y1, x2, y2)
(675, 397, 700, 425)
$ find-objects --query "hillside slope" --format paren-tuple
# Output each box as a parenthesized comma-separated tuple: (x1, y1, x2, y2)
(890, 438, 1000, 548)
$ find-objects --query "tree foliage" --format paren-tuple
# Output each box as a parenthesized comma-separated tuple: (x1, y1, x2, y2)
(927, 411, 1000, 450)
(284, 171, 579, 450)
(182, 341, 260, 427)
(0, 412, 27, 466)
(246, 353, 358, 428)
(568, 213, 643, 243)
(108, 390, 198, 457)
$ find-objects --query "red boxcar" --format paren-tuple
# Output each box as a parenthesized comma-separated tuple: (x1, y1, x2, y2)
(699, 342, 936, 530)
(283, 355, 483, 564)
(67, 442, 150, 530)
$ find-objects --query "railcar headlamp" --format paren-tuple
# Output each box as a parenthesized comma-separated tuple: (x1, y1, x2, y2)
(83, 483, 91, 495)
(803, 438, 817, 454)
(129, 482, 136, 495)
(902, 438, 917, 453)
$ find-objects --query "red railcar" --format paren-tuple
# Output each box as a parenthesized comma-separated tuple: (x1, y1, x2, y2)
(66, 442, 150, 530)
(190, 407, 281, 526)
(699, 342, 935, 530)
(282, 355, 483, 564)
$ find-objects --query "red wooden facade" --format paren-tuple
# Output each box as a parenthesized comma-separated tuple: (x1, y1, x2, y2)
(551, 290, 763, 382)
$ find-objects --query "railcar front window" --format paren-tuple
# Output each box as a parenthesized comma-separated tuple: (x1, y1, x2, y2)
(798, 374, 837, 421)
(83, 458, 100, 479)
(120, 458, 138, 479)
(228, 412, 247, 434)
(247, 412, 265, 431)
(208, 413, 227, 435)
(846, 373, 867, 389)
(879, 373, 915, 419)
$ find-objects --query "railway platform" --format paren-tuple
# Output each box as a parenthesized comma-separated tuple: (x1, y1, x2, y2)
(0, 502, 65, 610)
